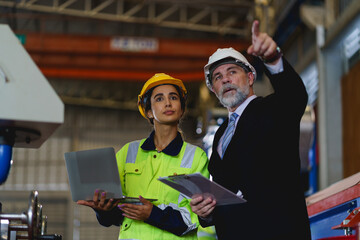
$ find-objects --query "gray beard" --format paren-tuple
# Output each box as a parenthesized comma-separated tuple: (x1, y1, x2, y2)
(217, 83, 249, 109)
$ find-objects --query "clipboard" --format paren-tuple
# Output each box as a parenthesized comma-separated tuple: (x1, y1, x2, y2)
(158, 173, 246, 206)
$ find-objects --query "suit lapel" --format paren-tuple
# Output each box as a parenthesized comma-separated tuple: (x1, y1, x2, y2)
(212, 119, 228, 159)
(232, 97, 259, 140)
(220, 98, 259, 157)
(213, 97, 260, 159)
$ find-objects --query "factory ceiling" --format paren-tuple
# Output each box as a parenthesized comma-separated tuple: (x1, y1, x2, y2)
(0, 0, 254, 36)
(0, 0, 288, 38)
(0, 0, 293, 115)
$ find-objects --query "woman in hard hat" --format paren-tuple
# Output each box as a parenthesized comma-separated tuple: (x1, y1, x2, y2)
(78, 73, 209, 240)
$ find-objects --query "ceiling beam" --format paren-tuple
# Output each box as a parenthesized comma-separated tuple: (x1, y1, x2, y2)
(300, 4, 325, 30)
(22, 32, 250, 81)
(0, 0, 253, 37)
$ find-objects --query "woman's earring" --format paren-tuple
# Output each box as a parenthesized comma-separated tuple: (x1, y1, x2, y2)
(147, 111, 153, 119)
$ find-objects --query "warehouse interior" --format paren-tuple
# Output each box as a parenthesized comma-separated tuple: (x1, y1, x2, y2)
(1, 0, 360, 239)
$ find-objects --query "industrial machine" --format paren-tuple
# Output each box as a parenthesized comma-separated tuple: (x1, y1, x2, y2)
(0, 24, 64, 239)
(307, 172, 360, 240)
(0, 191, 61, 240)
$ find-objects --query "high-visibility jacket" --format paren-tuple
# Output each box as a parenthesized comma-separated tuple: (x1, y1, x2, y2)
(116, 136, 209, 240)
(197, 226, 217, 240)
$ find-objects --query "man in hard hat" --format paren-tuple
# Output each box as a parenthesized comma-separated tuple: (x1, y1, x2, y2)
(190, 20, 311, 239)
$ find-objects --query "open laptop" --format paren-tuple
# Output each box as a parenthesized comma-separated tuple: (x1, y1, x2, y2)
(64, 147, 156, 204)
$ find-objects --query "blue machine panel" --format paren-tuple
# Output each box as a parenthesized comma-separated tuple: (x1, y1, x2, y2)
(309, 198, 360, 239)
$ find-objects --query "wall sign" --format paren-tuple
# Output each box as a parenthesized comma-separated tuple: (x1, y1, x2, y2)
(110, 37, 159, 52)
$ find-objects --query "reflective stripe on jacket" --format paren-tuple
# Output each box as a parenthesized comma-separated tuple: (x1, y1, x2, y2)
(116, 139, 209, 240)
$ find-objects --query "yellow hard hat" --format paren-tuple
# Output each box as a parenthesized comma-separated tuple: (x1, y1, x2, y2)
(138, 73, 187, 119)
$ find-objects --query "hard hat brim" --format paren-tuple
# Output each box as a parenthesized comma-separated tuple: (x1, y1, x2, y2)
(204, 48, 257, 90)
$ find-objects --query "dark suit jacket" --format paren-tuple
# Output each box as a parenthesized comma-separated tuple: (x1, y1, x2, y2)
(204, 59, 311, 240)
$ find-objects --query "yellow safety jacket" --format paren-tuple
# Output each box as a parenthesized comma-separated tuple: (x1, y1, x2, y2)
(116, 133, 209, 240)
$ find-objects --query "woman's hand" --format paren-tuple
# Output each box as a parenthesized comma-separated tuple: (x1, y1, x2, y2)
(77, 190, 120, 211)
(118, 196, 153, 221)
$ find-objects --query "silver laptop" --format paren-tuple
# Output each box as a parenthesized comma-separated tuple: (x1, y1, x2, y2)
(64, 147, 157, 203)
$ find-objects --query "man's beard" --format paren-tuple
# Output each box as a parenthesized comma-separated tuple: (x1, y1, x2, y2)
(216, 83, 249, 109)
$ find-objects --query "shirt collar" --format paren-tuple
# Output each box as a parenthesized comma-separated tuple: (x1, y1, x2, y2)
(229, 95, 257, 119)
(141, 130, 184, 156)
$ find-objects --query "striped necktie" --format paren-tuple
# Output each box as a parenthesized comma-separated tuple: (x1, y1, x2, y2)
(221, 113, 238, 158)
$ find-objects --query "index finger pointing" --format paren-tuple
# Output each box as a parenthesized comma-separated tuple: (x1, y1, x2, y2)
(252, 20, 260, 38)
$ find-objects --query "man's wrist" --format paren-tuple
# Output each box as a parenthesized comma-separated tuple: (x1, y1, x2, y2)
(264, 57, 284, 74)
(199, 214, 213, 223)
(199, 210, 214, 221)
(260, 46, 283, 64)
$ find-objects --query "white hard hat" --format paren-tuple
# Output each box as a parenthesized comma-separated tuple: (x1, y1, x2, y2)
(204, 47, 256, 90)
